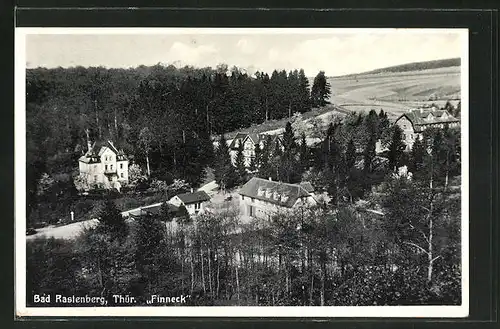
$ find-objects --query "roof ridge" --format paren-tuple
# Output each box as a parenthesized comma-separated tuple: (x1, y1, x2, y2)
(251, 177, 309, 195)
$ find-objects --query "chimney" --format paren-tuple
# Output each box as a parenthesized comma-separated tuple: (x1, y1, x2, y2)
(191, 188, 194, 193)
(268, 177, 272, 181)
(87, 140, 92, 153)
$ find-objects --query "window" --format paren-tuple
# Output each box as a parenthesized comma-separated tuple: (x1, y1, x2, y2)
(251, 197, 255, 203)
(248, 205, 254, 217)
(242, 195, 245, 200)
(120, 163, 123, 169)
(94, 175, 97, 182)
(110, 164, 113, 170)
(120, 173, 124, 178)
(195, 202, 201, 210)
(105, 165, 108, 171)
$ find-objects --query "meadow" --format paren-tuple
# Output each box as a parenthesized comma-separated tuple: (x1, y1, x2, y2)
(328, 66, 461, 118)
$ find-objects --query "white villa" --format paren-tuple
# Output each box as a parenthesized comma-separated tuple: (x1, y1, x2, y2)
(78, 140, 129, 190)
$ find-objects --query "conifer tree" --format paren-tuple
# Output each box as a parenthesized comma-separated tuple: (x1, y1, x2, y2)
(214, 134, 238, 190)
(135, 213, 166, 293)
(177, 204, 191, 225)
(311, 71, 331, 107)
(235, 140, 247, 184)
(409, 136, 425, 174)
(98, 199, 128, 240)
(299, 133, 310, 172)
(282, 122, 297, 153)
(258, 136, 273, 179)
(363, 133, 376, 173)
(388, 126, 406, 171)
(160, 201, 173, 222)
(253, 142, 262, 170)
(345, 139, 356, 170)
(298, 69, 311, 112)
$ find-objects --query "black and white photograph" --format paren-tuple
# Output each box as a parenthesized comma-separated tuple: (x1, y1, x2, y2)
(15, 28, 468, 317)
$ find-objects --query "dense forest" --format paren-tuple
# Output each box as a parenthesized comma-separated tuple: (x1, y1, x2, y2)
(26, 64, 330, 225)
(342, 57, 460, 77)
(26, 63, 462, 306)
(27, 105, 462, 306)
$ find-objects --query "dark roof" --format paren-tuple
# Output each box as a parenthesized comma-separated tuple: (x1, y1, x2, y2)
(79, 140, 128, 163)
(228, 133, 248, 149)
(176, 190, 211, 204)
(299, 182, 315, 193)
(238, 177, 311, 208)
(397, 110, 459, 133)
(128, 203, 180, 218)
(229, 133, 282, 150)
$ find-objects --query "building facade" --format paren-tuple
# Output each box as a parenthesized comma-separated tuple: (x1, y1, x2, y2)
(395, 108, 460, 150)
(78, 140, 129, 189)
(238, 177, 317, 219)
(229, 133, 283, 167)
(168, 190, 211, 216)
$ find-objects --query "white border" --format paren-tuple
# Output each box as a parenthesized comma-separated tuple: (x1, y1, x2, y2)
(15, 28, 469, 318)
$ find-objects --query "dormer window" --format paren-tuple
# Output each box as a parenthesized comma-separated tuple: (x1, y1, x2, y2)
(281, 195, 289, 203)
(273, 191, 279, 200)
(257, 187, 265, 196)
(265, 189, 273, 198)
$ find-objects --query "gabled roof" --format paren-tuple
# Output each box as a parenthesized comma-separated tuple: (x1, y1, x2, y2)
(228, 133, 248, 150)
(397, 110, 459, 133)
(229, 133, 283, 150)
(239, 177, 311, 208)
(176, 190, 211, 204)
(79, 140, 128, 162)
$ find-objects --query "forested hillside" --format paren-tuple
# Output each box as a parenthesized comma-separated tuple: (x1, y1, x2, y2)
(26, 64, 332, 222)
(339, 58, 460, 77)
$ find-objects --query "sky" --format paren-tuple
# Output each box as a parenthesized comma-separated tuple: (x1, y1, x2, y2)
(25, 29, 464, 77)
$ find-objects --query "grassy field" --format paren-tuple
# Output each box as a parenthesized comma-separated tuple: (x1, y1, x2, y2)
(221, 63, 460, 142)
(328, 66, 461, 118)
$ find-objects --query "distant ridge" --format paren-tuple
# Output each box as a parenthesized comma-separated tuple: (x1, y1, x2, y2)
(335, 58, 461, 78)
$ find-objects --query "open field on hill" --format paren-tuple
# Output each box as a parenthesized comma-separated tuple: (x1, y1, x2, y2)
(329, 66, 461, 118)
(224, 65, 460, 141)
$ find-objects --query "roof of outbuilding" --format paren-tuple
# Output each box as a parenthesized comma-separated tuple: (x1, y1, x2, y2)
(299, 182, 315, 193)
(176, 190, 211, 204)
(238, 177, 311, 208)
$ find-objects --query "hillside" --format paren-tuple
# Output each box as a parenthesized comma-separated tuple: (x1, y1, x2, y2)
(328, 61, 461, 118)
(337, 58, 460, 78)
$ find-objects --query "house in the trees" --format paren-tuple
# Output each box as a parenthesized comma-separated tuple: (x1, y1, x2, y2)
(168, 190, 211, 215)
(238, 177, 317, 219)
(229, 133, 283, 167)
(78, 140, 129, 190)
(395, 107, 460, 150)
